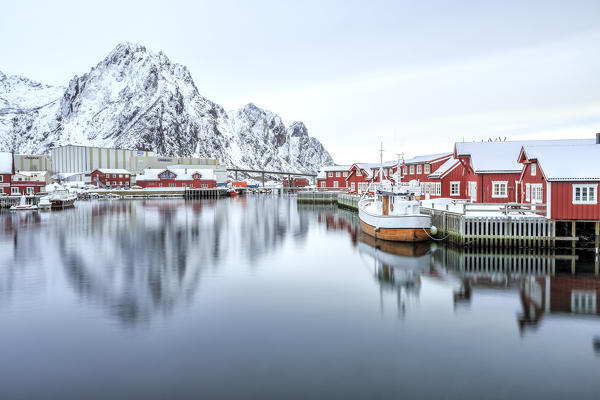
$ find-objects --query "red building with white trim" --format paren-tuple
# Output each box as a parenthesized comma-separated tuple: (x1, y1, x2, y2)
(10, 171, 48, 195)
(518, 142, 600, 220)
(316, 165, 351, 189)
(398, 153, 453, 198)
(345, 162, 397, 194)
(136, 168, 217, 189)
(91, 169, 132, 188)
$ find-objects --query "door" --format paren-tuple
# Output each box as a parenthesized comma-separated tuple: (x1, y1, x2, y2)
(468, 182, 477, 202)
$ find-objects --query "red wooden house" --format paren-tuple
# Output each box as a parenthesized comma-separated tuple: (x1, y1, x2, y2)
(283, 177, 310, 187)
(10, 171, 48, 195)
(136, 168, 216, 189)
(454, 139, 594, 204)
(518, 142, 600, 220)
(91, 169, 132, 188)
(316, 165, 351, 189)
(398, 153, 453, 198)
(0, 152, 12, 195)
(345, 162, 397, 194)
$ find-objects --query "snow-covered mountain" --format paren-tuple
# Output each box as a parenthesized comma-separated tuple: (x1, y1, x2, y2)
(0, 43, 333, 172)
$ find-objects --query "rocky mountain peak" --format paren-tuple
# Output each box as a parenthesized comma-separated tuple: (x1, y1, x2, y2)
(288, 121, 308, 137)
(0, 43, 334, 173)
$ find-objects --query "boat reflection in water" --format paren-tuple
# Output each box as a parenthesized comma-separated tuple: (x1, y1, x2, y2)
(358, 232, 432, 314)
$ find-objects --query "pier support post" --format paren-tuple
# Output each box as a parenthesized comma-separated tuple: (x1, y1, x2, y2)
(262, 172, 265, 187)
(235, 170, 238, 180)
(571, 221, 577, 249)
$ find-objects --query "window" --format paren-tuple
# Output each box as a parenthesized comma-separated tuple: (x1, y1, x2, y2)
(125, 182, 129, 186)
(11, 187, 19, 195)
(436, 182, 441, 196)
(159, 171, 176, 179)
(350, 182, 355, 191)
(333, 181, 339, 188)
(356, 170, 362, 176)
(409, 165, 414, 174)
(531, 184, 543, 203)
(26, 187, 34, 195)
(424, 164, 430, 174)
(182, 183, 186, 188)
(573, 184, 597, 205)
(572, 291, 596, 314)
(450, 182, 460, 196)
(201, 184, 208, 188)
(0, 176, 2, 182)
(118, 174, 123, 178)
(417, 165, 422, 174)
(335, 171, 340, 177)
(343, 172, 347, 177)
(531, 163, 536, 176)
(113, 174, 117, 178)
(169, 183, 176, 188)
(328, 172, 333, 177)
(320, 182, 326, 188)
(403, 166, 407, 175)
(112, 181, 116, 186)
(492, 181, 508, 198)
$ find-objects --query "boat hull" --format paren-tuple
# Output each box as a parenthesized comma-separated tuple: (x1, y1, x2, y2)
(359, 220, 430, 242)
(51, 198, 76, 209)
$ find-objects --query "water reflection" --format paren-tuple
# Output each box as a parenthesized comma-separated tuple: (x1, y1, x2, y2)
(0, 196, 310, 325)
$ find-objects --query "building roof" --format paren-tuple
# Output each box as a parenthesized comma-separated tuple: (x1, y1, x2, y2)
(521, 144, 600, 181)
(0, 152, 13, 174)
(428, 158, 460, 178)
(403, 152, 451, 165)
(136, 168, 216, 181)
(95, 168, 131, 174)
(455, 139, 595, 173)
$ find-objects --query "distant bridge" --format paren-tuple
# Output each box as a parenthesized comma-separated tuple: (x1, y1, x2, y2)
(227, 168, 317, 185)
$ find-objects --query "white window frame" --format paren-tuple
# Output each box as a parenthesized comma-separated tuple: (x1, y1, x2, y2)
(26, 187, 34, 195)
(436, 182, 441, 196)
(356, 170, 362, 177)
(320, 182, 326, 188)
(491, 181, 508, 198)
(417, 165, 422, 174)
(0, 176, 3, 182)
(573, 184, 597, 205)
(450, 181, 460, 196)
(328, 172, 333, 177)
(531, 163, 536, 176)
(343, 172, 347, 177)
(11, 187, 19, 195)
(531, 184, 543, 203)
(333, 181, 339, 188)
(424, 164, 431, 174)
(403, 166, 407, 175)
(409, 165, 414, 174)
(335, 171, 341, 177)
(350, 182, 355, 191)
(526, 183, 531, 201)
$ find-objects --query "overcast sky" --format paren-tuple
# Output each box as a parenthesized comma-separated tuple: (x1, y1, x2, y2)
(2, 0, 599, 164)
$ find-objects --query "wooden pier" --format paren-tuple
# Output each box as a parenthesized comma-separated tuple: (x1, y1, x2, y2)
(184, 188, 228, 199)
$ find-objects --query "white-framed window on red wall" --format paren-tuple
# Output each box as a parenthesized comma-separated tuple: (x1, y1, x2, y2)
(450, 182, 460, 196)
(573, 184, 597, 205)
(417, 165, 422, 174)
(531, 163, 537, 176)
(492, 181, 508, 198)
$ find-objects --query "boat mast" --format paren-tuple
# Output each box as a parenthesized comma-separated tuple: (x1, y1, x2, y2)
(379, 142, 384, 185)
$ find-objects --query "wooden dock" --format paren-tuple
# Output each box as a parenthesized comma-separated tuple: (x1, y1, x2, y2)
(0, 196, 40, 209)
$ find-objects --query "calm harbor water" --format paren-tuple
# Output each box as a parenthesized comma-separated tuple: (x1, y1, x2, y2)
(1, 196, 599, 399)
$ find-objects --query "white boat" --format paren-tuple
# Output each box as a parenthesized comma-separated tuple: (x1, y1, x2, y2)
(10, 195, 38, 211)
(358, 182, 433, 242)
(38, 195, 52, 210)
(49, 190, 77, 209)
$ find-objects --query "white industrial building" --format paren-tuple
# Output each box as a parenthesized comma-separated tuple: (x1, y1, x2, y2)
(50, 144, 227, 184)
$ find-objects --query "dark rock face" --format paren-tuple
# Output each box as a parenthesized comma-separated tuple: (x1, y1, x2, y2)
(0, 43, 334, 173)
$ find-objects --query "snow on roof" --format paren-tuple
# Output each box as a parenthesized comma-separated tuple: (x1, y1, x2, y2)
(136, 168, 215, 181)
(0, 152, 13, 174)
(455, 139, 595, 173)
(351, 161, 397, 179)
(403, 152, 451, 165)
(428, 158, 460, 178)
(317, 165, 351, 179)
(522, 144, 600, 181)
(96, 168, 131, 174)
